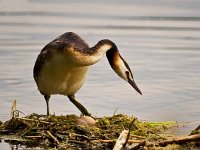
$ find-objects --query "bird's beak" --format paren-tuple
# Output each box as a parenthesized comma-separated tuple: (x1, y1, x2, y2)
(128, 78, 142, 95)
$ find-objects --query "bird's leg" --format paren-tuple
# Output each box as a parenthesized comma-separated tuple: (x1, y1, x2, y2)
(68, 95, 91, 116)
(44, 95, 50, 116)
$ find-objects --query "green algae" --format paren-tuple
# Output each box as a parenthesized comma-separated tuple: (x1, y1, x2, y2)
(95, 114, 177, 142)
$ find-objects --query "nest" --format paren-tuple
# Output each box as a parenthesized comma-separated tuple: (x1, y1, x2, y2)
(0, 112, 200, 149)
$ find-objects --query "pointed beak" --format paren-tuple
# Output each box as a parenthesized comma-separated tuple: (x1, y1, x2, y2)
(128, 78, 142, 95)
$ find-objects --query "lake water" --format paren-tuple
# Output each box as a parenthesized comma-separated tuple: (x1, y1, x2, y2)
(0, 0, 200, 144)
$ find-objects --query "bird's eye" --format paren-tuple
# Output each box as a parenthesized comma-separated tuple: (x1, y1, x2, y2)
(125, 71, 130, 80)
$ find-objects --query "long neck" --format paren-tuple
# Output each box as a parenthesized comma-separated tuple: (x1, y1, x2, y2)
(106, 46, 119, 69)
(88, 39, 115, 65)
(69, 39, 116, 66)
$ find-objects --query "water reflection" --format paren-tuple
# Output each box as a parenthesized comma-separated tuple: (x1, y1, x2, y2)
(0, 140, 28, 150)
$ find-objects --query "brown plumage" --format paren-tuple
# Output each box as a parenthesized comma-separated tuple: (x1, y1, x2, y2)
(33, 32, 142, 116)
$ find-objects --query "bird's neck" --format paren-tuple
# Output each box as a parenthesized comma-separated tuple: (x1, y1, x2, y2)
(87, 39, 117, 65)
(68, 39, 117, 66)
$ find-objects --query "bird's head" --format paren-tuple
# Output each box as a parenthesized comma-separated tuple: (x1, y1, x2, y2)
(106, 46, 142, 95)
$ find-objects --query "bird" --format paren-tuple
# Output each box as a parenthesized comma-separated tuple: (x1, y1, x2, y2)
(33, 32, 142, 116)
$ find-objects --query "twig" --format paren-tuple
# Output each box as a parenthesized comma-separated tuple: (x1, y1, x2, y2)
(68, 139, 87, 145)
(92, 139, 116, 143)
(11, 100, 17, 119)
(190, 124, 200, 135)
(21, 126, 35, 137)
(157, 134, 200, 146)
(70, 132, 91, 140)
(25, 136, 43, 139)
(123, 117, 137, 148)
(113, 106, 119, 116)
(46, 131, 60, 145)
(130, 135, 145, 139)
(92, 139, 143, 143)
(15, 110, 25, 116)
(128, 140, 146, 150)
(0, 129, 17, 134)
(194, 125, 200, 131)
(16, 117, 52, 125)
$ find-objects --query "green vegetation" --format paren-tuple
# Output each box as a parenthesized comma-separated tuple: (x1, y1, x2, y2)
(0, 114, 199, 149)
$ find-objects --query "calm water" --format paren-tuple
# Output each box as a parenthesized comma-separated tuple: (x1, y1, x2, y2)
(0, 0, 200, 139)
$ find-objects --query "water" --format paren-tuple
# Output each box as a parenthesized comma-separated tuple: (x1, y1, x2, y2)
(0, 0, 200, 140)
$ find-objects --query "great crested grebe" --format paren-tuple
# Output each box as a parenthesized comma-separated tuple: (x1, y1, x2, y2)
(33, 32, 142, 116)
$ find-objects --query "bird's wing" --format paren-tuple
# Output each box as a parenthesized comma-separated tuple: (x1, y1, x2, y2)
(33, 32, 90, 81)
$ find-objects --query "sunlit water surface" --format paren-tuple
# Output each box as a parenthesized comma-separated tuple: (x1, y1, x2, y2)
(0, 2, 200, 147)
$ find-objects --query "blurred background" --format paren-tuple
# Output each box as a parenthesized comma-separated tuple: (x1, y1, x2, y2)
(0, 0, 200, 134)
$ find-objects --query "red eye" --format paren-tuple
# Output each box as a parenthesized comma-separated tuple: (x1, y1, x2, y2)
(125, 71, 129, 78)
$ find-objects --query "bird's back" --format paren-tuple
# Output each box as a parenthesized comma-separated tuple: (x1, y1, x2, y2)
(49, 32, 89, 53)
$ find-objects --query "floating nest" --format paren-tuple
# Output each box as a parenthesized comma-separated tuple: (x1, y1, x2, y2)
(0, 113, 200, 150)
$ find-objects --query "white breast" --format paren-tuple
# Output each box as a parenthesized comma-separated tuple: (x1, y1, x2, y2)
(37, 54, 89, 96)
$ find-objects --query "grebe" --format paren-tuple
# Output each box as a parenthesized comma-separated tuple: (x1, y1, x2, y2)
(33, 32, 142, 116)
